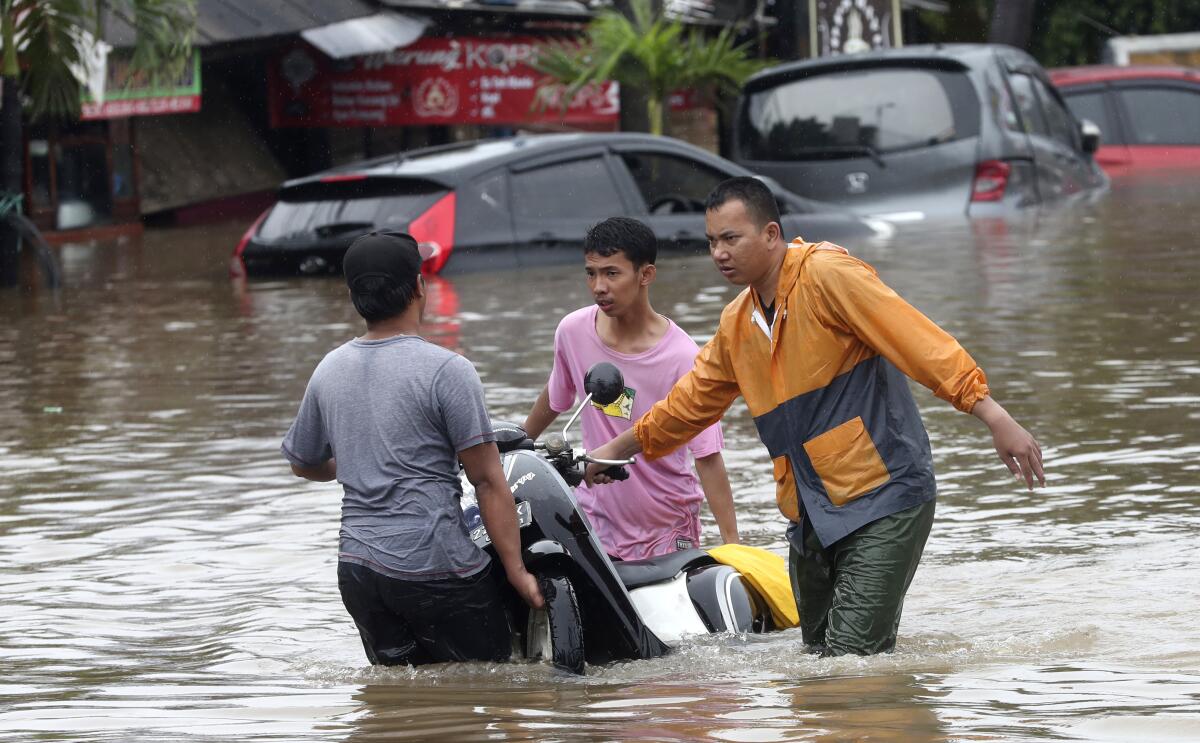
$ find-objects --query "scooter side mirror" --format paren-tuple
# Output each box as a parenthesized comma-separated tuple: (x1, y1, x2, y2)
(584, 362, 625, 407)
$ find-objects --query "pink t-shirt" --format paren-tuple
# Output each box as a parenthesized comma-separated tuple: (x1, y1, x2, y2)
(547, 305, 724, 560)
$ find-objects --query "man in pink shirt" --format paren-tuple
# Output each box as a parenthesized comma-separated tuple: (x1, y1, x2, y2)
(524, 217, 739, 560)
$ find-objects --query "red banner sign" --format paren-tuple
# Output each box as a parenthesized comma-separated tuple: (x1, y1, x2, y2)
(268, 36, 619, 128)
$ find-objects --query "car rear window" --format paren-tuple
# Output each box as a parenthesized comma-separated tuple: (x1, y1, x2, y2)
(739, 66, 980, 161)
(257, 179, 445, 241)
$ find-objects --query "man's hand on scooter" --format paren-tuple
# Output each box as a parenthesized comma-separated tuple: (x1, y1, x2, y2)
(584, 461, 629, 485)
(509, 566, 545, 609)
(585, 461, 615, 486)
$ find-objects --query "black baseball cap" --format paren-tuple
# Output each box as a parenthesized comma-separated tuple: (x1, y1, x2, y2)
(343, 231, 434, 289)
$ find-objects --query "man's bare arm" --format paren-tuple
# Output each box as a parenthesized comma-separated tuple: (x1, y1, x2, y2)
(694, 452, 740, 545)
(291, 458, 337, 482)
(523, 384, 561, 441)
(459, 441, 544, 609)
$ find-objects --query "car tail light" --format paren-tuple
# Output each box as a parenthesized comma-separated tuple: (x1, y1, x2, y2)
(408, 192, 456, 274)
(229, 207, 271, 278)
(971, 160, 1011, 202)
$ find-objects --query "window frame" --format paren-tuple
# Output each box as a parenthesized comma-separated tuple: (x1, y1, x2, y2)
(609, 147, 735, 215)
(1005, 71, 1050, 139)
(506, 149, 635, 225)
(1059, 84, 1126, 146)
(1029, 74, 1082, 151)
(1108, 80, 1200, 147)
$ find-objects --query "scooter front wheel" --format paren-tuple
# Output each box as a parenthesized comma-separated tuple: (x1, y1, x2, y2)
(527, 575, 585, 674)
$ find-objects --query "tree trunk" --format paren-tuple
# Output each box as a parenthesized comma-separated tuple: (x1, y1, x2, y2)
(0, 74, 22, 288)
(646, 96, 664, 137)
(988, 0, 1037, 50)
(619, 84, 651, 134)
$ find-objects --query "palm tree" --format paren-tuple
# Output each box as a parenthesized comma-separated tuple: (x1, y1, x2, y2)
(534, 0, 770, 136)
(0, 0, 195, 286)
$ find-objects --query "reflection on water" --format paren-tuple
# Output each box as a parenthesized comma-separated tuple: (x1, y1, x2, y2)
(2, 176, 1199, 741)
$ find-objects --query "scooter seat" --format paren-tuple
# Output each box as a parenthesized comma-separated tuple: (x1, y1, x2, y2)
(613, 548, 718, 591)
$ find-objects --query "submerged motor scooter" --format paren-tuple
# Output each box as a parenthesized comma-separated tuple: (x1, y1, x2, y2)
(463, 363, 779, 674)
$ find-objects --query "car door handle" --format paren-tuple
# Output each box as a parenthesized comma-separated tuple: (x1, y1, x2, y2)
(673, 230, 696, 240)
(531, 231, 559, 244)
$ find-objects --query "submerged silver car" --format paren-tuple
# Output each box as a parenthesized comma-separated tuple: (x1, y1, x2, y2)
(732, 44, 1108, 220)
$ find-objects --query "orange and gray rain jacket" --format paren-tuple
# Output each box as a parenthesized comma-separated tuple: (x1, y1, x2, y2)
(634, 240, 991, 547)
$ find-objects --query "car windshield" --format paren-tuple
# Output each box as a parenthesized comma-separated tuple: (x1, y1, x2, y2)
(257, 179, 445, 242)
(739, 66, 980, 161)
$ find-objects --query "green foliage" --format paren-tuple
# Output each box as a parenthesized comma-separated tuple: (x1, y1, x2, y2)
(115, 0, 197, 85)
(1033, 0, 1200, 67)
(533, 0, 771, 135)
(909, 0, 1200, 67)
(0, 0, 196, 120)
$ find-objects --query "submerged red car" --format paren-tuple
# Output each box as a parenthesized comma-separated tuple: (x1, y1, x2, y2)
(1050, 65, 1200, 176)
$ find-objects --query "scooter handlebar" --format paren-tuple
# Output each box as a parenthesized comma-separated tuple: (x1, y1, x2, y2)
(581, 454, 636, 467)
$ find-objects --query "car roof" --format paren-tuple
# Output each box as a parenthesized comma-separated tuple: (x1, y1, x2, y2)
(1048, 65, 1200, 86)
(743, 43, 1014, 91)
(283, 132, 721, 189)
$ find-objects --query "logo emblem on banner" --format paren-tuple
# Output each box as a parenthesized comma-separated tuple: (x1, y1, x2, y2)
(415, 77, 458, 118)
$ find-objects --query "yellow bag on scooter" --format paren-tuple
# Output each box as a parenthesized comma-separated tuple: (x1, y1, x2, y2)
(707, 544, 799, 629)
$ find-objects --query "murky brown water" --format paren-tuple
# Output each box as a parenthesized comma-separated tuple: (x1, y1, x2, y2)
(2, 174, 1199, 741)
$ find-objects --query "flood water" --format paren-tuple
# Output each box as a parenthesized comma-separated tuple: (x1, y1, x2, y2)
(2, 175, 1198, 742)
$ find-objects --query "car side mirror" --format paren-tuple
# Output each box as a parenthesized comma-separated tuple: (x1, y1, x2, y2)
(1079, 118, 1101, 155)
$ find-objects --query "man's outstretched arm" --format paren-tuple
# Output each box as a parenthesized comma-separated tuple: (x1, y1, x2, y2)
(971, 397, 1045, 490)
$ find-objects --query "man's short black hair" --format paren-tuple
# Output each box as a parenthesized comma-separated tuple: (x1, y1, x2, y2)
(583, 216, 657, 268)
(705, 177, 782, 230)
(349, 274, 418, 324)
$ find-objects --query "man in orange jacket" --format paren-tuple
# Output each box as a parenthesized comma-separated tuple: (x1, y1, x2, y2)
(587, 177, 1044, 656)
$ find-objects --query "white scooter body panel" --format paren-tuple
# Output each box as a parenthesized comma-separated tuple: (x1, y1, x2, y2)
(628, 574, 709, 644)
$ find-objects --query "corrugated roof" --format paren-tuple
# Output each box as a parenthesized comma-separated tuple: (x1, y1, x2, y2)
(104, 0, 380, 48)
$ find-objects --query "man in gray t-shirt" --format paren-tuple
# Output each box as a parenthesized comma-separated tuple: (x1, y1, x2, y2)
(282, 231, 542, 666)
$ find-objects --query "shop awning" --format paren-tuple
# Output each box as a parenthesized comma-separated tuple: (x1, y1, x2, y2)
(301, 12, 429, 60)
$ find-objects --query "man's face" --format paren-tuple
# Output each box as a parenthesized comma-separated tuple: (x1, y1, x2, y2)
(585, 250, 650, 316)
(705, 199, 774, 287)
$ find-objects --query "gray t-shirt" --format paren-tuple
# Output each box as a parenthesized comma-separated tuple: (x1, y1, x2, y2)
(281, 334, 495, 580)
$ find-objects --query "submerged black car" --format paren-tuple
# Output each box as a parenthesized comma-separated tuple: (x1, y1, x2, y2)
(232, 133, 890, 276)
